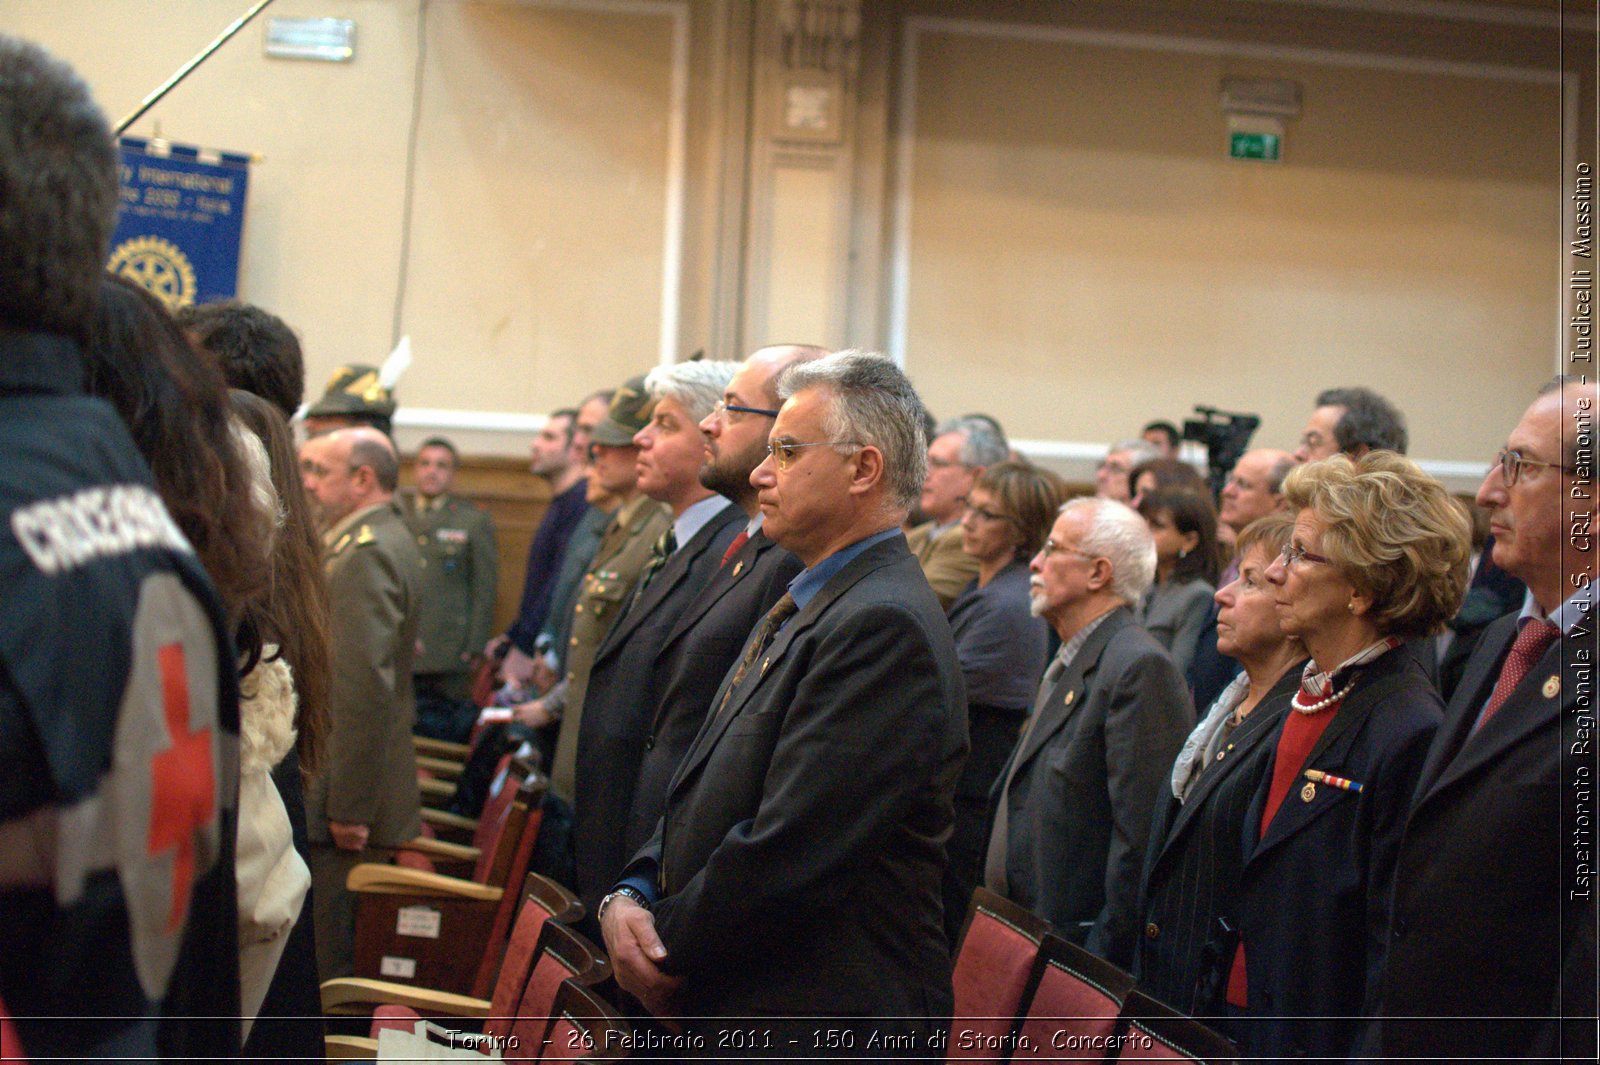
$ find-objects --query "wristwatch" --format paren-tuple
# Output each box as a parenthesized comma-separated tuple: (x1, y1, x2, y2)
(598, 884, 650, 922)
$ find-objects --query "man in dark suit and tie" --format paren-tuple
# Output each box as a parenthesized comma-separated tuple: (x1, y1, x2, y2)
(571, 359, 744, 912)
(578, 346, 825, 918)
(985, 496, 1193, 968)
(1374, 376, 1598, 1061)
(600, 351, 966, 1054)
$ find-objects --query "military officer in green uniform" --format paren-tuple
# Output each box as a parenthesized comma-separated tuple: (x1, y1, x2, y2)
(298, 427, 424, 979)
(510, 377, 670, 799)
(405, 436, 498, 741)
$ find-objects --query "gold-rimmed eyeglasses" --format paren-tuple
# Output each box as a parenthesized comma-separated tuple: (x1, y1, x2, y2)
(765, 439, 860, 472)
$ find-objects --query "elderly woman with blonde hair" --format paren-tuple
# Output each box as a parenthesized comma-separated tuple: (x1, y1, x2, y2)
(1226, 451, 1469, 1060)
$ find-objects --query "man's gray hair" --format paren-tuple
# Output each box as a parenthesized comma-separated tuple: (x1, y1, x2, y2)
(778, 350, 929, 511)
(1316, 386, 1409, 455)
(1110, 439, 1162, 465)
(644, 360, 740, 424)
(936, 415, 1010, 468)
(1060, 496, 1156, 606)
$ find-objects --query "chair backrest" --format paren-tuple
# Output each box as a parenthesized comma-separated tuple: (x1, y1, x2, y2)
(535, 980, 631, 1063)
(483, 874, 586, 1040)
(469, 771, 550, 998)
(502, 922, 611, 1062)
(1111, 990, 1239, 1064)
(1010, 932, 1135, 1061)
(471, 754, 531, 874)
(0, 995, 23, 1063)
(949, 887, 1054, 1058)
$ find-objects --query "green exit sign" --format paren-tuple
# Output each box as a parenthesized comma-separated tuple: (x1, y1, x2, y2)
(1230, 131, 1281, 161)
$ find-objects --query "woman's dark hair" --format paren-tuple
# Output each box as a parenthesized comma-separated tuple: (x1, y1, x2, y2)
(83, 273, 271, 624)
(230, 389, 331, 774)
(1138, 488, 1221, 585)
(971, 460, 1069, 561)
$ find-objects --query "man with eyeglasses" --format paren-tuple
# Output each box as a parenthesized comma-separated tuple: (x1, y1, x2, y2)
(1292, 385, 1408, 464)
(907, 415, 1011, 608)
(1372, 377, 1597, 1063)
(600, 351, 965, 1054)
(1189, 448, 1297, 710)
(1095, 438, 1161, 504)
(570, 346, 823, 924)
(984, 496, 1193, 969)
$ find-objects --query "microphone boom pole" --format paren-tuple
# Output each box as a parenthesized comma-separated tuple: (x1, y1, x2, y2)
(114, 0, 278, 136)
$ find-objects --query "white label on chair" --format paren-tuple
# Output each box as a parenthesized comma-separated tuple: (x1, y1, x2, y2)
(396, 905, 442, 939)
(379, 956, 417, 979)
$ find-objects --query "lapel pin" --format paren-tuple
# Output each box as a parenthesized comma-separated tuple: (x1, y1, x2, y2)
(1063, 690, 1075, 707)
(1543, 674, 1560, 699)
(1300, 782, 1317, 802)
(732, 561, 744, 577)
(1303, 768, 1362, 793)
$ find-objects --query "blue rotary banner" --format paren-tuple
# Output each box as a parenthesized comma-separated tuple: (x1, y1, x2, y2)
(109, 138, 250, 310)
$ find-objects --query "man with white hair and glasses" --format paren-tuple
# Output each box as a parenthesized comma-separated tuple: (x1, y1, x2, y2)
(984, 496, 1193, 968)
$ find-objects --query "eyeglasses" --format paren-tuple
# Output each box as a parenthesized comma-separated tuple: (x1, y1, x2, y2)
(1494, 447, 1577, 486)
(1280, 543, 1333, 568)
(711, 398, 781, 422)
(1039, 538, 1097, 562)
(958, 497, 1015, 525)
(765, 439, 860, 471)
(1298, 430, 1328, 453)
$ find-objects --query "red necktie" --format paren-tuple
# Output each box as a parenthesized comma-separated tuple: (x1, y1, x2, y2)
(720, 528, 751, 567)
(1475, 618, 1560, 732)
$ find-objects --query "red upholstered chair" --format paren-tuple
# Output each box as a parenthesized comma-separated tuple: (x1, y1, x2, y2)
(1009, 932, 1135, 1062)
(949, 887, 1054, 1058)
(1110, 990, 1239, 1064)
(0, 995, 24, 1063)
(322, 873, 584, 1060)
(534, 980, 631, 1063)
(398, 754, 523, 870)
(343, 770, 548, 997)
(500, 920, 611, 1061)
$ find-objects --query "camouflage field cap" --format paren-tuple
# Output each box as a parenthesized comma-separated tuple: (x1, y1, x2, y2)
(589, 375, 656, 446)
(305, 363, 397, 419)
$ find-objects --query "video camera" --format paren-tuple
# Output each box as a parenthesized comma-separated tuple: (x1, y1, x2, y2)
(1182, 406, 1261, 498)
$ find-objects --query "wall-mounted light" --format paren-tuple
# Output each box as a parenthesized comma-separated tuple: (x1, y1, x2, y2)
(264, 17, 356, 62)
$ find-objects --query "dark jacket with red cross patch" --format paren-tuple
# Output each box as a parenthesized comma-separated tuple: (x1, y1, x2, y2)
(0, 331, 241, 1062)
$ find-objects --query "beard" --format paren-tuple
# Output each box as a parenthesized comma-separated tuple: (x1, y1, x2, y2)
(1029, 587, 1050, 617)
(699, 438, 764, 501)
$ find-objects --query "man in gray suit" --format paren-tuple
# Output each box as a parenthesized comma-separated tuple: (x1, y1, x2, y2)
(985, 496, 1193, 968)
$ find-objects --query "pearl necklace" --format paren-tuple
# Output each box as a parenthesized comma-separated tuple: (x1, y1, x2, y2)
(1291, 677, 1356, 715)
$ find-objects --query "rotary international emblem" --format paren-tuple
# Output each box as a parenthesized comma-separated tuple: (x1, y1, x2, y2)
(108, 235, 198, 310)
